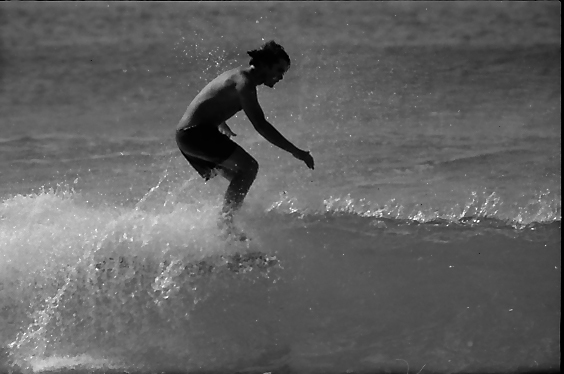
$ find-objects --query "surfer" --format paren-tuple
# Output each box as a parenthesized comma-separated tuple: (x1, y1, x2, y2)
(176, 40, 314, 238)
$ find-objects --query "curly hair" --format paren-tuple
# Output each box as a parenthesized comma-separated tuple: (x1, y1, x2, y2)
(247, 40, 290, 68)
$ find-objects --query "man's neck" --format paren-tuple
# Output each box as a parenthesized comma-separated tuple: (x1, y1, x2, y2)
(246, 65, 265, 86)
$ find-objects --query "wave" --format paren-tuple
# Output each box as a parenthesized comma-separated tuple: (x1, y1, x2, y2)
(269, 189, 561, 228)
(0, 185, 560, 373)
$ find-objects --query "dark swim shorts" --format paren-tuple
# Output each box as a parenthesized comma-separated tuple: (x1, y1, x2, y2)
(176, 125, 237, 180)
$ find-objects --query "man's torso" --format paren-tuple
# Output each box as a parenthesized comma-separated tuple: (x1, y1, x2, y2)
(177, 67, 251, 131)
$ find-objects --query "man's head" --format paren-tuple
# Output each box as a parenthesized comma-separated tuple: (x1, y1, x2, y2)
(248, 40, 290, 68)
(248, 41, 290, 88)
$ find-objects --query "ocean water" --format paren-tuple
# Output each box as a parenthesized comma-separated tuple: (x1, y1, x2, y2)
(0, 2, 561, 374)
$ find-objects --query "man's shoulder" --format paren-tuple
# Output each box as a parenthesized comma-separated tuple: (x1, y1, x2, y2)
(228, 67, 255, 91)
(207, 67, 254, 97)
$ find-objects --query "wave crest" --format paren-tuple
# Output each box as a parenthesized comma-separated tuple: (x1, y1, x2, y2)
(268, 189, 561, 228)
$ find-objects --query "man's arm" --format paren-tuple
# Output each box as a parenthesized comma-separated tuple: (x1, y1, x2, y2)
(239, 84, 314, 169)
(218, 122, 236, 138)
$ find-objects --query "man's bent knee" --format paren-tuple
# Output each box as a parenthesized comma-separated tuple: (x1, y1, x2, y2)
(220, 147, 258, 177)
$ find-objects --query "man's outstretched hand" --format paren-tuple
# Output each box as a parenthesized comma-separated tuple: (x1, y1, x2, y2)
(294, 149, 315, 170)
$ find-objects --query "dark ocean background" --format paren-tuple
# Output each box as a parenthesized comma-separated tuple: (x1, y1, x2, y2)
(0, 2, 560, 373)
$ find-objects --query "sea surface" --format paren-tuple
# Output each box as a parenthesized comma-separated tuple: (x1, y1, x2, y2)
(0, 3, 561, 374)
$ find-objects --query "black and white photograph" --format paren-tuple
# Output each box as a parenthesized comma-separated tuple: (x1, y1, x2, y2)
(0, 2, 560, 374)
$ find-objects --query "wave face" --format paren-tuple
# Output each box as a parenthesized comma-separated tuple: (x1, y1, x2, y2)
(0, 186, 560, 373)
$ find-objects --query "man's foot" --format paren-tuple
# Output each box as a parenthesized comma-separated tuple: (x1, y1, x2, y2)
(218, 218, 250, 242)
(221, 226, 249, 241)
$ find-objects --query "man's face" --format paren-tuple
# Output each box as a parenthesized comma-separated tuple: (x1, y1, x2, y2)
(263, 60, 290, 88)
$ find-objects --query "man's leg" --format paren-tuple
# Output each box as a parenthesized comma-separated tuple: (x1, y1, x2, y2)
(218, 146, 259, 224)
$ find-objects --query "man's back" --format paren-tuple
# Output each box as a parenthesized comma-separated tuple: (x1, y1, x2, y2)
(177, 67, 251, 131)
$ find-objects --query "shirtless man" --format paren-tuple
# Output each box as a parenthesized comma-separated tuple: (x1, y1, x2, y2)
(176, 41, 314, 238)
